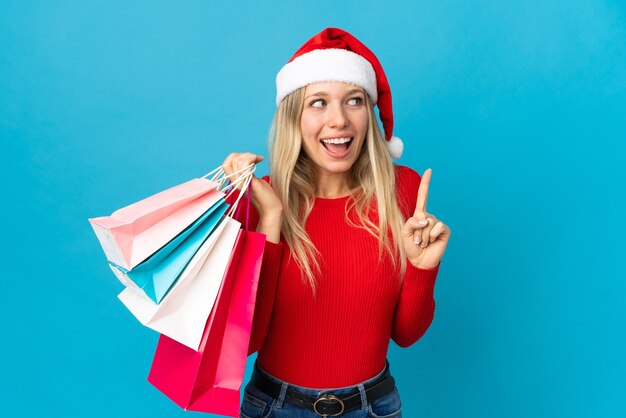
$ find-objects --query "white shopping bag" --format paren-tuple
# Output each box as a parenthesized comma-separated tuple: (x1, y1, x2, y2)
(116, 217, 241, 351)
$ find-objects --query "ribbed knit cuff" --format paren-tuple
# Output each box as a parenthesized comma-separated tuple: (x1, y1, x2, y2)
(404, 262, 441, 280)
(404, 260, 440, 290)
(262, 240, 283, 267)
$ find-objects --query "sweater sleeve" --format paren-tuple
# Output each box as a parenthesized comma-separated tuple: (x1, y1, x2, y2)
(248, 240, 283, 354)
(391, 262, 439, 347)
(391, 165, 441, 347)
(224, 177, 284, 355)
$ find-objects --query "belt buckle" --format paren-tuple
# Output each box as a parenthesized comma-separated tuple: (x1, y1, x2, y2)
(313, 394, 345, 417)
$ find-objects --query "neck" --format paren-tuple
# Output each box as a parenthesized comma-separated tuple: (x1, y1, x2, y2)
(315, 171, 351, 198)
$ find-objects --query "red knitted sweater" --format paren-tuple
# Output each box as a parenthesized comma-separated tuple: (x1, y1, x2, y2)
(230, 164, 440, 388)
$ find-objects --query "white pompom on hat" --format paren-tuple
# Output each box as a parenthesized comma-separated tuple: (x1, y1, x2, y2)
(275, 27, 404, 159)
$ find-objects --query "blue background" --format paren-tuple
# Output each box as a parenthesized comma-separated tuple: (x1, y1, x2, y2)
(2, 1, 625, 417)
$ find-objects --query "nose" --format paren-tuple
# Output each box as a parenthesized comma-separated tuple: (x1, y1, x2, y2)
(326, 102, 348, 129)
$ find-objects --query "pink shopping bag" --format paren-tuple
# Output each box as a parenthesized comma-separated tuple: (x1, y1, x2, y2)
(147, 228, 265, 417)
(89, 177, 223, 271)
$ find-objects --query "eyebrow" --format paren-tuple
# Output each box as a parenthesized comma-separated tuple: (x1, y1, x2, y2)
(304, 88, 364, 100)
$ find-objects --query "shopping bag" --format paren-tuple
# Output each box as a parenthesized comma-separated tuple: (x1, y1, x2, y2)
(89, 177, 223, 271)
(147, 227, 266, 417)
(110, 199, 228, 303)
(116, 216, 241, 350)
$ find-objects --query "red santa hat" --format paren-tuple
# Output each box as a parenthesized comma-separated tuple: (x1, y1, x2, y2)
(275, 27, 404, 159)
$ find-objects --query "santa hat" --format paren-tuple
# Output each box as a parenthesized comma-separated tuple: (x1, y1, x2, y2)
(275, 27, 404, 159)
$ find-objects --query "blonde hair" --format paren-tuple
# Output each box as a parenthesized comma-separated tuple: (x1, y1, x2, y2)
(268, 86, 407, 293)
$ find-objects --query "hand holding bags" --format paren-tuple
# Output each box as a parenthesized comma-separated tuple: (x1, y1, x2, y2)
(90, 165, 251, 303)
(89, 164, 265, 417)
(146, 167, 266, 417)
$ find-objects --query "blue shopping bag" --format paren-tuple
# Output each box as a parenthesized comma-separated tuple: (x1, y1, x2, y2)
(111, 199, 229, 303)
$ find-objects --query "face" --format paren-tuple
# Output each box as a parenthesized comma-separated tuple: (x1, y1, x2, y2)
(300, 82, 369, 177)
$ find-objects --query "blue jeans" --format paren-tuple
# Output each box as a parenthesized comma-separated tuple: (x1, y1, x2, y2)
(240, 360, 402, 418)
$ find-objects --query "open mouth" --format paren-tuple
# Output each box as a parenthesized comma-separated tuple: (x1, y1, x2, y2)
(320, 137, 353, 156)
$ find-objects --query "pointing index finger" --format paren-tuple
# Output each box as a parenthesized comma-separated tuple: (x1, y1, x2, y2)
(414, 168, 432, 215)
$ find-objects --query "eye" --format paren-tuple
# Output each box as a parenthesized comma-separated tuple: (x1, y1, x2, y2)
(348, 96, 363, 105)
(310, 99, 326, 108)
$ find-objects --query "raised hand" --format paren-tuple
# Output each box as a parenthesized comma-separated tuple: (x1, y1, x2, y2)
(401, 168, 451, 269)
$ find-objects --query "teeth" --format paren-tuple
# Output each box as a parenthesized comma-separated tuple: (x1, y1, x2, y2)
(321, 137, 352, 144)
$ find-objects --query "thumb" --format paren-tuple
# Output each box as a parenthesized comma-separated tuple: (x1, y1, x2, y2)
(401, 217, 427, 239)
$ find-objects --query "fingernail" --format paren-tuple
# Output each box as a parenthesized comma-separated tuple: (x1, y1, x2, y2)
(414, 236, 421, 244)
(420, 241, 427, 248)
(418, 219, 428, 226)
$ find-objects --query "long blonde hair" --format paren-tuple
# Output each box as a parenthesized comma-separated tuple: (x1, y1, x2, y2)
(268, 86, 407, 292)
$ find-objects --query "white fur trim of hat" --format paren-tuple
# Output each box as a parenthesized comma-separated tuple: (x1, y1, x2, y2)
(276, 49, 378, 106)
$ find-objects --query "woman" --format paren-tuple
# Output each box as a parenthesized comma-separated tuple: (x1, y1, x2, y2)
(224, 28, 451, 418)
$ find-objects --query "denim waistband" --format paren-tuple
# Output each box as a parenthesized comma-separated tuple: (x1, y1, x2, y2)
(252, 359, 391, 401)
